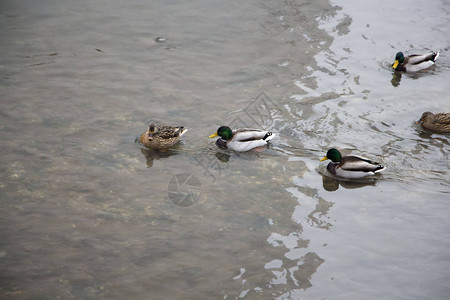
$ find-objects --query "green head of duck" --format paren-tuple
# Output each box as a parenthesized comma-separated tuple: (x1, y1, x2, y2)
(392, 52, 405, 69)
(209, 126, 233, 140)
(321, 148, 342, 163)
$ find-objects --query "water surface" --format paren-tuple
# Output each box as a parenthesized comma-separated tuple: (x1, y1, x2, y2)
(0, 0, 449, 299)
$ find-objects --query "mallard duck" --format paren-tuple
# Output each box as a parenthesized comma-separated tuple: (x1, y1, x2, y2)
(320, 148, 385, 179)
(209, 126, 275, 152)
(139, 123, 188, 149)
(416, 112, 450, 133)
(392, 51, 439, 72)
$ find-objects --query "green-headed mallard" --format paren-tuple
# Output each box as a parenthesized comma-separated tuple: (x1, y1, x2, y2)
(139, 123, 188, 149)
(209, 126, 275, 152)
(320, 148, 385, 179)
(392, 51, 439, 72)
(417, 112, 450, 133)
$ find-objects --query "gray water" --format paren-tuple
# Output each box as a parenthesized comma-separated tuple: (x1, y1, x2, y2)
(1, 0, 449, 299)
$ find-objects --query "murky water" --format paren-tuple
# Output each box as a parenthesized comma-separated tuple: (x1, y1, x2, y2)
(1, 0, 449, 299)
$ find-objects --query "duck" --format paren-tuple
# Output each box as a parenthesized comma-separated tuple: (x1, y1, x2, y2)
(392, 51, 439, 72)
(209, 126, 275, 152)
(320, 148, 385, 179)
(416, 112, 450, 133)
(139, 123, 188, 149)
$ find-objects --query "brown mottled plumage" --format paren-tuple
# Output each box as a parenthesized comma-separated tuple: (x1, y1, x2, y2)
(417, 112, 450, 133)
(139, 123, 188, 149)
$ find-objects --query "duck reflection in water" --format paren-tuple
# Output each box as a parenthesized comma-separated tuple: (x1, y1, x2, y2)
(215, 151, 230, 163)
(192, 150, 230, 180)
(321, 174, 377, 192)
(391, 71, 402, 87)
(139, 146, 179, 168)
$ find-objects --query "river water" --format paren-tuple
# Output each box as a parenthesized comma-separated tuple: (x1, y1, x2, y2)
(1, 0, 449, 299)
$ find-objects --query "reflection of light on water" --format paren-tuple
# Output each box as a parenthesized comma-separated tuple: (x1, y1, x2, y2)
(270, 269, 288, 285)
(238, 289, 250, 298)
(233, 268, 246, 280)
(2, 0, 448, 297)
(267, 232, 302, 250)
(261, 184, 328, 291)
(265, 259, 283, 269)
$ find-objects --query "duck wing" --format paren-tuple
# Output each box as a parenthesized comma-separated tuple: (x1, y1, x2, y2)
(232, 129, 274, 142)
(404, 52, 439, 72)
(226, 128, 274, 152)
(434, 113, 450, 124)
(432, 113, 450, 132)
(407, 52, 439, 65)
(157, 125, 188, 138)
(339, 155, 385, 173)
(227, 139, 269, 152)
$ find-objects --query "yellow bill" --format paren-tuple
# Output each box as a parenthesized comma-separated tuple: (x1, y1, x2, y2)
(320, 156, 328, 161)
(209, 132, 218, 138)
(392, 60, 399, 69)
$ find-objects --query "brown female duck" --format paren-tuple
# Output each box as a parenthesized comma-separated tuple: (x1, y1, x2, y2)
(417, 112, 450, 133)
(139, 123, 188, 149)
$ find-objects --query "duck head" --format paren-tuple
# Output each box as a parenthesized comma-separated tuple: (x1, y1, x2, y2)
(320, 148, 342, 163)
(209, 126, 233, 140)
(416, 112, 434, 125)
(148, 123, 157, 141)
(392, 52, 405, 70)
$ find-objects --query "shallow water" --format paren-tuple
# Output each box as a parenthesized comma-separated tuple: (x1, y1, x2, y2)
(0, 0, 449, 299)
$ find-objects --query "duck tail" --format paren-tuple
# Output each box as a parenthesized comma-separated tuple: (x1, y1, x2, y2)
(373, 165, 386, 174)
(179, 127, 188, 136)
(262, 131, 275, 141)
(432, 51, 440, 62)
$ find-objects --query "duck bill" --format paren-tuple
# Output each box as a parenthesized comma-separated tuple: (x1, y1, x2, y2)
(392, 60, 399, 69)
(320, 156, 328, 161)
(209, 132, 218, 138)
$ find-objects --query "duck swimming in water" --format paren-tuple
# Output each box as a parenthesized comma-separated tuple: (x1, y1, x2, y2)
(209, 126, 275, 152)
(416, 112, 450, 133)
(392, 51, 439, 72)
(320, 148, 385, 179)
(139, 123, 188, 149)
